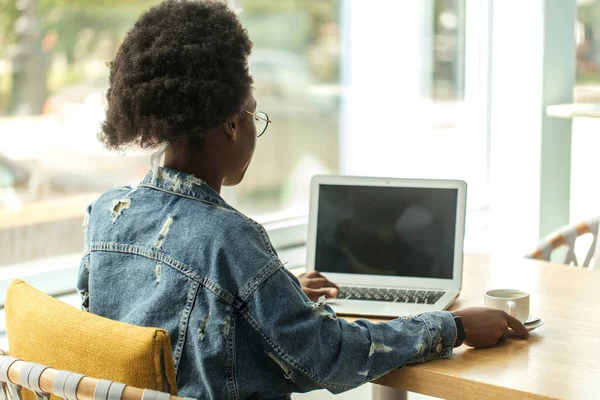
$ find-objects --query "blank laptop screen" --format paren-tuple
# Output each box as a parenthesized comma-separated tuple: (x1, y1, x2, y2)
(315, 184, 458, 279)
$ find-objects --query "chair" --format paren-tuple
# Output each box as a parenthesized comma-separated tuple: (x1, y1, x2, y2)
(525, 216, 600, 268)
(2, 280, 192, 400)
(0, 353, 189, 400)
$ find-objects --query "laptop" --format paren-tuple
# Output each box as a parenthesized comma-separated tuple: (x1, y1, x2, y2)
(306, 175, 467, 318)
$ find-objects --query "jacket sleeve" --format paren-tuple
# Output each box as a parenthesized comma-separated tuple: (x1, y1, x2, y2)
(241, 264, 457, 394)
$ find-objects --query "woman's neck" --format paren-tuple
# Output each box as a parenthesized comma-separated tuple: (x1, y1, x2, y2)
(163, 146, 223, 194)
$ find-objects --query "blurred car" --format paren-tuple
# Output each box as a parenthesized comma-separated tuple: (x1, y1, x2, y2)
(0, 151, 99, 209)
(0, 153, 30, 189)
(0, 154, 35, 210)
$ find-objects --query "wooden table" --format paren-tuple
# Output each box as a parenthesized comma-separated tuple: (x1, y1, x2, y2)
(346, 254, 600, 400)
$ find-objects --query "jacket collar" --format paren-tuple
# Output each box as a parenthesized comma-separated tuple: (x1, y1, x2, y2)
(139, 167, 231, 209)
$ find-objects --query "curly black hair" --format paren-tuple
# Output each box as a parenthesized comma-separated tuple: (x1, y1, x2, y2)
(100, 0, 253, 150)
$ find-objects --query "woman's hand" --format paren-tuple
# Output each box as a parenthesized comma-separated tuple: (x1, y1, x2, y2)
(298, 270, 339, 301)
(452, 307, 529, 348)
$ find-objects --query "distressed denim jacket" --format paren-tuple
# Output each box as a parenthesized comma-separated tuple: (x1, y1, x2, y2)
(77, 167, 457, 400)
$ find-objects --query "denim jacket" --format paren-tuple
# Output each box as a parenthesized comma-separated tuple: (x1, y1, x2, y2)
(77, 167, 457, 400)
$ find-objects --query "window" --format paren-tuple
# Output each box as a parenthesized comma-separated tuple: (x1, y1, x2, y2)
(0, 0, 488, 273)
(0, 0, 341, 269)
(570, 0, 600, 226)
(340, 0, 490, 251)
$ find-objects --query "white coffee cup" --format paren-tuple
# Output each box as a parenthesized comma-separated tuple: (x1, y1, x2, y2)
(484, 289, 530, 323)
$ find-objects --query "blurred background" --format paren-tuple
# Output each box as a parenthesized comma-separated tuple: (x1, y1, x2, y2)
(0, 0, 469, 266)
(0, 0, 598, 268)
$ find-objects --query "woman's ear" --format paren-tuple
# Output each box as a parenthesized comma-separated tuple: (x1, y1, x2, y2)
(223, 119, 238, 141)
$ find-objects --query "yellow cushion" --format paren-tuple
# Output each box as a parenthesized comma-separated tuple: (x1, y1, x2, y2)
(4, 279, 177, 399)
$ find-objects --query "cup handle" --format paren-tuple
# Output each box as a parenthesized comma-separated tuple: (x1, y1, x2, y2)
(507, 301, 516, 317)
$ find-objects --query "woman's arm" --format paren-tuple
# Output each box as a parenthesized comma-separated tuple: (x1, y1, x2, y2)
(241, 265, 457, 393)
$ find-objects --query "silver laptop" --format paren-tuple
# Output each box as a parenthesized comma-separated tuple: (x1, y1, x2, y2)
(306, 175, 466, 318)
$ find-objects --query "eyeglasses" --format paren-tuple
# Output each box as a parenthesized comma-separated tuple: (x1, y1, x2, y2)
(244, 110, 271, 137)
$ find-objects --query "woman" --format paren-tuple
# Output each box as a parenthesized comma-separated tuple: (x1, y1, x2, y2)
(78, 1, 528, 399)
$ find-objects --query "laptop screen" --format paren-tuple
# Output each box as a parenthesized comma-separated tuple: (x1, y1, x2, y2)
(314, 184, 458, 279)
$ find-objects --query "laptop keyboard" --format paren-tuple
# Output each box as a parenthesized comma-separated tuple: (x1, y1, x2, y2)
(337, 287, 445, 304)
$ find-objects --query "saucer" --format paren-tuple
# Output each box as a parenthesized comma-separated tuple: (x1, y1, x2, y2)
(524, 316, 545, 332)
